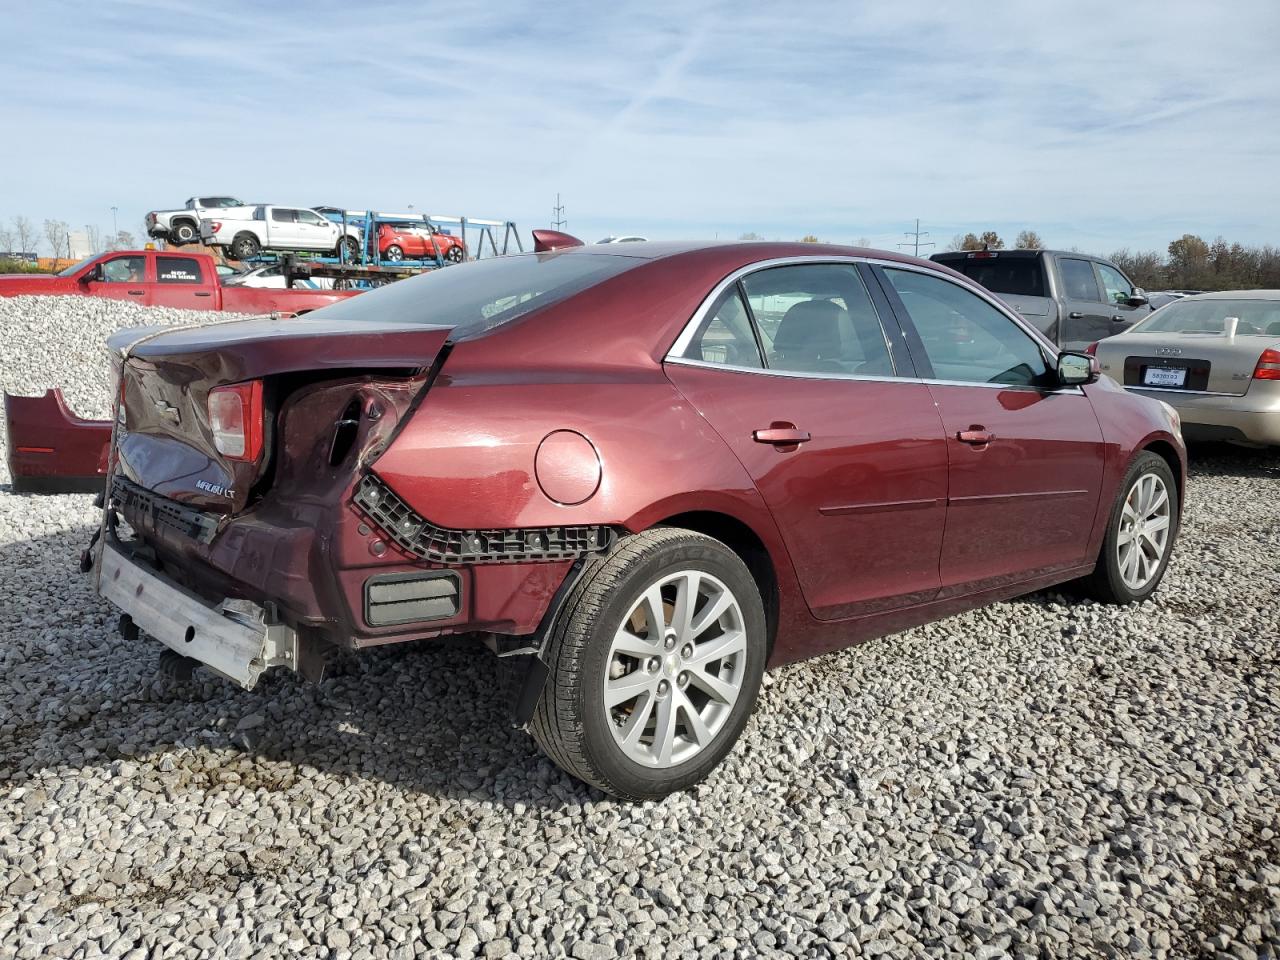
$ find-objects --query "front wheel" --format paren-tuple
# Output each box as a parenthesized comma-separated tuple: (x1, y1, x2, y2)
(1084, 451, 1179, 603)
(530, 528, 766, 800)
(445, 245, 464, 263)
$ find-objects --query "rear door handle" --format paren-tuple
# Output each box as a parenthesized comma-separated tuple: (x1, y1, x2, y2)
(753, 426, 811, 445)
(1068, 311, 1085, 319)
(194, 291, 212, 297)
(957, 427, 995, 445)
(127, 290, 145, 296)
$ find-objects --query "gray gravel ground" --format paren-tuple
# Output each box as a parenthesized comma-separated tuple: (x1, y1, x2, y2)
(1, 296, 1278, 959)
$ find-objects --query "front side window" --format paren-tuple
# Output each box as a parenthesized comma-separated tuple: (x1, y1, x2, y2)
(99, 256, 146, 283)
(1096, 263, 1133, 305)
(157, 256, 203, 284)
(679, 287, 763, 368)
(740, 264, 895, 376)
(1059, 258, 1101, 301)
(884, 269, 1050, 387)
(298, 210, 327, 226)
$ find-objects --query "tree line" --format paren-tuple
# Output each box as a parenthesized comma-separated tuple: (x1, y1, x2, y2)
(0, 214, 135, 267)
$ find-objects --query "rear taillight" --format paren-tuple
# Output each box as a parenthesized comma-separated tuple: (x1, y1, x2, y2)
(1254, 348, 1280, 381)
(1085, 341, 1099, 356)
(209, 221, 222, 233)
(207, 380, 264, 460)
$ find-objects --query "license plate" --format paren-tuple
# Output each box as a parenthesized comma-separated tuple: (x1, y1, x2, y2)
(1143, 366, 1186, 387)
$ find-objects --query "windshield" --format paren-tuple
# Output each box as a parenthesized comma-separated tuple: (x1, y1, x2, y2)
(947, 258, 1046, 297)
(1136, 299, 1280, 337)
(56, 256, 99, 278)
(311, 251, 643, 337)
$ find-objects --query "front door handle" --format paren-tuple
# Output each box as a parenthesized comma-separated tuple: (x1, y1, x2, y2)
(1068, 311, 1085, 319)
(127, 290, 145, 296)
(957, 427, 995, 445)
(1110, 314, 1125, 321)
(753, 426, 811, 445)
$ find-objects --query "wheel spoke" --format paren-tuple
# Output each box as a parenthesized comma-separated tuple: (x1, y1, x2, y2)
(1117, 526, 1136, 546)
(1122, 542, 1139, 584)
(1147, 486, 1168, 518)
(1145, 514, 1170, 534)
(611, 628, 658, 659)
(1122, 501, 1139, 523)
(618, 692, 655, 747)
(686, 628, 747, 668)
(678, 690, 712, 746)
(604, 669, 652, 707)
(690, 588, 734, 639)
(641, 585, 667, 639)
(689, 666, 738, 705)
(670, 571, 698, 639)
(652, 694, 677, 765)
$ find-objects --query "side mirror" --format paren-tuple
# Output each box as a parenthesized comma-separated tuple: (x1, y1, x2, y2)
(1057, 351, 1098, 386)
(1126, 288, 1148, 307)
(79, 265, 100, 283)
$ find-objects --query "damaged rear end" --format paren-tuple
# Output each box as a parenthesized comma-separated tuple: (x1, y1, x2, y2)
(96, 315, 465, 688)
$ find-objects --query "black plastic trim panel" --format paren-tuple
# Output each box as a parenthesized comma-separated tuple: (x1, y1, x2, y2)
(353, 473, 615, 564)
(111, 475, 218, 544)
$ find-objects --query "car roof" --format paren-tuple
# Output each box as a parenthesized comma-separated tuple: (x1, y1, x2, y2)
(932, 249, 1109, 260)
(552, 239, 935, 267)
(1180, 289, 1280, 302)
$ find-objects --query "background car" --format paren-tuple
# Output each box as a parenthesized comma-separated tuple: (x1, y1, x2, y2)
(93, 239, 1183, 800)
(1091, 290, 1280, 445)
(596, 235, 648, 243)
(377, 223, 466, 263)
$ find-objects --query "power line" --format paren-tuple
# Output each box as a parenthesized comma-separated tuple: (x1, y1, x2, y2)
(897, 218, 935, 257)
(552, 193, 566, 231)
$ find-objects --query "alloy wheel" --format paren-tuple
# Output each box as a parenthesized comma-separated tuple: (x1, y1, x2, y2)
(603, 569, 748, 768)
(1117, 472, 1172, 590)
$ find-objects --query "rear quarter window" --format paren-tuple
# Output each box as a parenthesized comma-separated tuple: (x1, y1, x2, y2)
(157, 257, 203, 284)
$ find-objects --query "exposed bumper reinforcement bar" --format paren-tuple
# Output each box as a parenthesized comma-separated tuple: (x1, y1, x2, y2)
(99, 542, 297, 690)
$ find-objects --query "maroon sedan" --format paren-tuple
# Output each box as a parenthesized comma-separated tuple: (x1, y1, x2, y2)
(92, 238, 1184, 799)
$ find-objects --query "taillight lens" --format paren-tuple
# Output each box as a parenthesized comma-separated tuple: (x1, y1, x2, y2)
(209, 221, 222, 233)
(207, 380, 264, 460)
(1085, 341, 1099, 356)
(1254, 348, 1280, 381)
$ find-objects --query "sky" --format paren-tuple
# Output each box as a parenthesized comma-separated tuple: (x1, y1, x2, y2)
(3, 0, 1279, 257)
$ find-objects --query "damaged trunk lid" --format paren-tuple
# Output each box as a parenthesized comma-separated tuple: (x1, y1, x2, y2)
(112, 315, 451, 514)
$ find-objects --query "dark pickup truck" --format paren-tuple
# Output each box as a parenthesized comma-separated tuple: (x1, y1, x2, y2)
(931, 249, 1152, 350)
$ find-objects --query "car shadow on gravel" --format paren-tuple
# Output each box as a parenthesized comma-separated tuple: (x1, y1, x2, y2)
(0, 522, 595, 810)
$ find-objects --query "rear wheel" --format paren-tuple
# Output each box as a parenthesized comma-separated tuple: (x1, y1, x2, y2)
(1084, 451, 1178, 603)
(337, 236, 360, 262)
(530, 528, 766, 800)
(445, 245, 464, 263)
(230, 234, 260, 260)
(384, 244, 404, 262)
(171, 220, 198, 244)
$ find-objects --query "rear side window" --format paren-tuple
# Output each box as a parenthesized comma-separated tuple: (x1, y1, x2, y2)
(741, 264, 894, 376)
(950, 257, 1045, 297)
(157, 257, 203, 284)
(885, 268, 1050, 387)
(309, 252, 644, 337)
(271, 208, 297, 223)
(679, 287, 764, 368)
(1059, 258, 1101, 301)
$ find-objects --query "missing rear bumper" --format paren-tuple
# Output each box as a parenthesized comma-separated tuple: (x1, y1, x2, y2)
(98, 542, 297, 690)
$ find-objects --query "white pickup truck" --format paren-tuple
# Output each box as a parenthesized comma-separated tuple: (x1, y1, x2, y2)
(200, 205, 363, 261)
(145, 196, 247, 245)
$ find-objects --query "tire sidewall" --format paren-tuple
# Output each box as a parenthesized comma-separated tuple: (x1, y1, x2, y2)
(1099, 452, 1179, 603)
(574, 539, 766, 799)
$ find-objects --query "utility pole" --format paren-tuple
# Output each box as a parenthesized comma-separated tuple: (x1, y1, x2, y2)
(111, 206, 119, 247)
(897, 218, 934, 257)
(552, 193, 566, 230)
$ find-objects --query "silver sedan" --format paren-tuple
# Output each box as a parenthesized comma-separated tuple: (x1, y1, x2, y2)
(1091, 290, 1280, 445)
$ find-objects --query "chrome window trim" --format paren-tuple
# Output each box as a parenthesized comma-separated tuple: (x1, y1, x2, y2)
(665, 254, 1082, 394)
(663, 355, 1086, 396)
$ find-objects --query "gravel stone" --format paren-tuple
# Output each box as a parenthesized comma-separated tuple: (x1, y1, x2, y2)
(0, 296, 1278, 958)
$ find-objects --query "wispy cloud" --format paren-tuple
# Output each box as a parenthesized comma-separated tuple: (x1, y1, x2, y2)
(3, 0, 1278, 253)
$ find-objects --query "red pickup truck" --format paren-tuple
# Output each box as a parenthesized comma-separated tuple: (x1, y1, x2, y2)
(0, 249, 356, 314)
